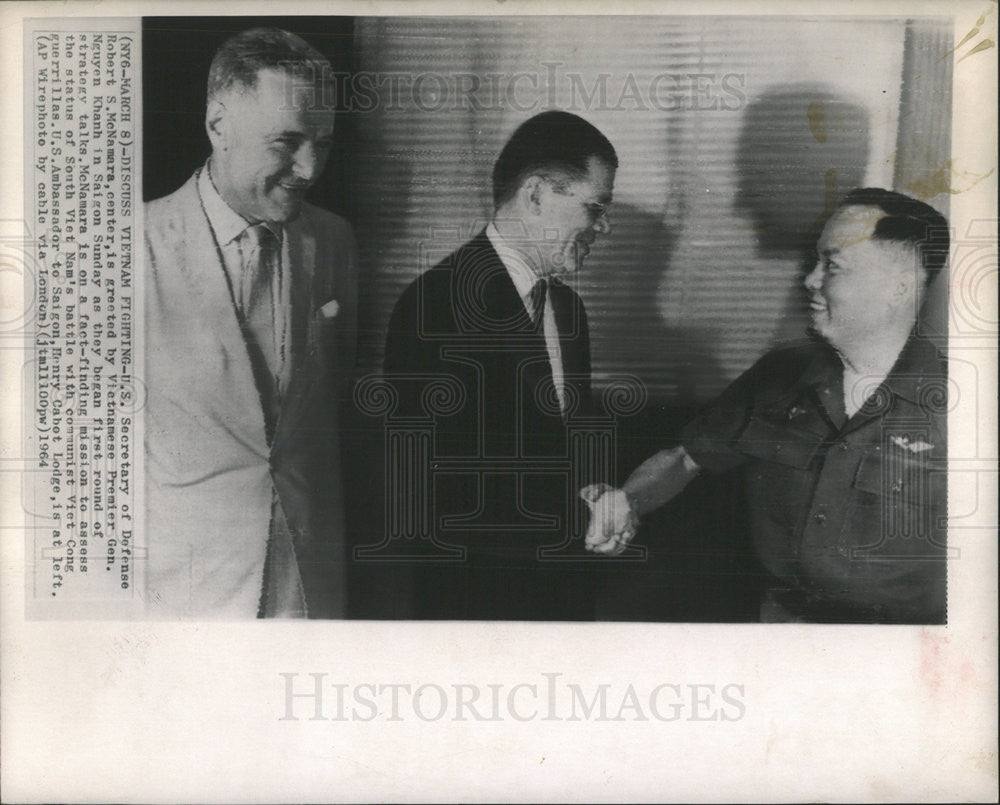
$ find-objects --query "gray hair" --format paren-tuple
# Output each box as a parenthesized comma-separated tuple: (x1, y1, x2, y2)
(206, 27, 330, 101)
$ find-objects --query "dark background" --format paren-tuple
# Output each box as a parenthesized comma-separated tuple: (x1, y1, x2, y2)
(143, 16, 357, 219)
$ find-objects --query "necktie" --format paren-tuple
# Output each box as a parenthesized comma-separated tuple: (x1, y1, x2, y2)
(240, 224, 305, 618)
(240, 223, 284, 435)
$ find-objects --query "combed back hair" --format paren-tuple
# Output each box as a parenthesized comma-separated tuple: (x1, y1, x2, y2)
(492, 111, 618, 208)
(837, 188, 950, 287)
(207, 27, 330, 101)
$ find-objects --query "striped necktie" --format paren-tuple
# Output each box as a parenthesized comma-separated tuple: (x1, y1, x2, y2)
(240, 222, 284, 436)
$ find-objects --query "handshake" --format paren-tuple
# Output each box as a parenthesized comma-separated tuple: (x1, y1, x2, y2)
(579, 483, 640, 555)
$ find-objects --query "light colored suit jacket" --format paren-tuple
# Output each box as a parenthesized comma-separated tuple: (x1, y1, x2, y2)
(143, 171, 357, 618)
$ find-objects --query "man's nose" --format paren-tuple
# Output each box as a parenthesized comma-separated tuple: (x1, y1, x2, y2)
(292, 143, 325, 183)
(803, 263, 823, 291)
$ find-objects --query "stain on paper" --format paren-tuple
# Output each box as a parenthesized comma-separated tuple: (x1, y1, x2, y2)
(807, 100, 827, 143)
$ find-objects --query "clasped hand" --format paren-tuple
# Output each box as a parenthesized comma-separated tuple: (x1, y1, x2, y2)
(579, 483, 639, 555)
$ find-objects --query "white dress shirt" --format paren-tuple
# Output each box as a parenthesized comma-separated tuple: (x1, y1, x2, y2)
(486, 222, 567, 411)
(197, 164, 293, 397)
(842, 364, 889, 419)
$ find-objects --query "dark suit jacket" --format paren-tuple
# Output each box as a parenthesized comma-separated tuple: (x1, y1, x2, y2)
(382, 230, 599, 618)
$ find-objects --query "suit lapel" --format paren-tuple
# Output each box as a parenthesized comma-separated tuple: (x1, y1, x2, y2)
(453, 232, 537, 336)
(272, 217, 323, 449)
(170, 177, 267, 437)
(286, 216, 316, 381)
(549, 281, 590, 404)
(457, 233, 597, 418)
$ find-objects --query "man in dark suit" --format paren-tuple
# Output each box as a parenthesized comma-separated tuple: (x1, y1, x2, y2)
(382, 111, 618, 620)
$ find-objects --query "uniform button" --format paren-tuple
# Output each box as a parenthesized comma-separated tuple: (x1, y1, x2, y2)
(839, 442, 849, 451)
(891, 480, 903, 493)
(814, 513, 827, 525)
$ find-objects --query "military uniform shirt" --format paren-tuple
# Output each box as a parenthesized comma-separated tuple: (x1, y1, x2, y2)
(680, 334, 948, 624)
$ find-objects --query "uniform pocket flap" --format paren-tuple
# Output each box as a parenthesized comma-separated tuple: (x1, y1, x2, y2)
(735, 416, 821, 469)
(853, 448, 936, 504)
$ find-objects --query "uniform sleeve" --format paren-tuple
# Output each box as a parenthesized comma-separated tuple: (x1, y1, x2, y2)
(680, 356, 769, 473)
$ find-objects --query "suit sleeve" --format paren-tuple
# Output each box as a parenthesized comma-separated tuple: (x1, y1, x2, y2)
(577, 297, 594, 416)
(382, 285, 412, 376)
(383, 280, 434, 420)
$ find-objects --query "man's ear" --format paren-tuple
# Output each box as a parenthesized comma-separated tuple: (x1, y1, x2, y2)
(893, 250, 923, 298)
(520, 175, 546, 215)
(205, 98, 228, 150)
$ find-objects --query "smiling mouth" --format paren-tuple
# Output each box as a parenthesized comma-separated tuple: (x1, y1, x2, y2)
(809, 298, 827, 312)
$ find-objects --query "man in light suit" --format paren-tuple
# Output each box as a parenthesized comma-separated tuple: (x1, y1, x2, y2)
(144, 28, 357, 618)
(382, 111, 617, 619)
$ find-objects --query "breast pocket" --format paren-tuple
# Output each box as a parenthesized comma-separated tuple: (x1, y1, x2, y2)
(306, 305, 339, 377)
(850, 443, 946, 558)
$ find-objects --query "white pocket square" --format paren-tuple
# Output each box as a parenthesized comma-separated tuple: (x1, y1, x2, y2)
(319, 299, 340, 319)
(890, 435, 935, 453)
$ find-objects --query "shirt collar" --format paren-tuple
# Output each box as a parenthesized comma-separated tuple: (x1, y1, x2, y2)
(879, 331, 946, 405)
(795, 338, 842, 393)
(486, 221, 543, 301)
(794, 329, 942, 406)
(197, 160, 282, 246)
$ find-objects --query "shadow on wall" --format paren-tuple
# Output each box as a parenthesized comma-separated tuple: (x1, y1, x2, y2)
(585, 205, 763, 622)
(735, 86, 871, 345)
(736, 85, 871, 257)
(586, 200, 725, 408)
(350, 151, 416, 382)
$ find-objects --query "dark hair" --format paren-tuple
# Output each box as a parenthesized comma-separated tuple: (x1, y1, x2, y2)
(836, 188, 949, 287)
(207, 27, 330, 101)
(491, 111, 618, 208)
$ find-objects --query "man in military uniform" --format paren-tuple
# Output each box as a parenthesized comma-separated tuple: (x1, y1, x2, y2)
(582, 188, 948, 623)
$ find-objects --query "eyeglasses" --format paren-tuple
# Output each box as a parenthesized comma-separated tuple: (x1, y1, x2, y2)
(583, 200, 612, 221)
(542, 175, 612, 221)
